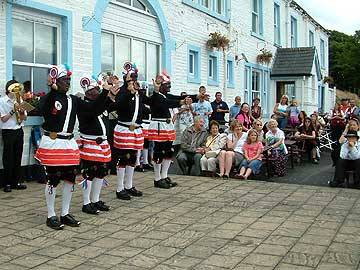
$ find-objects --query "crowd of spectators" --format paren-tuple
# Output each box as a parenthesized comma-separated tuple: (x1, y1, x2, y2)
(171, 87, 343, 180)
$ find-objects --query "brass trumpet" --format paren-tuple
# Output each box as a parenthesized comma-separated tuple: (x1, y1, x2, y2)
(8, 82, 25, 124)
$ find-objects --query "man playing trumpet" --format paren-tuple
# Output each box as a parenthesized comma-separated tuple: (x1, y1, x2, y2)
(0, 80, 28, 192)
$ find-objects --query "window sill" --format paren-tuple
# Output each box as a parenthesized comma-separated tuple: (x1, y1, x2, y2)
(188, 75, 201, 84)
(208, 79, 219, 87)
(251, 32, 265, 41)
(182, 0, 230, 23)
(227, 82, 235, 89)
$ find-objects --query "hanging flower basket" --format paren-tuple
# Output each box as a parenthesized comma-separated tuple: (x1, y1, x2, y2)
(256, 48, 273, 64)
(323, 76, 334, 84)
(206, 32, 230, 51)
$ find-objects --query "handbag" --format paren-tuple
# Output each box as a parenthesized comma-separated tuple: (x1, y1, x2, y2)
(205, 149, 220, 158)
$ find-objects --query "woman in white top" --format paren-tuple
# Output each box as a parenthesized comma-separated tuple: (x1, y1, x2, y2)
(273, 95, 289, 129)
(217, 120, 247, 179)
(265, 119, 288, 176)
(200, 121, 227, 175)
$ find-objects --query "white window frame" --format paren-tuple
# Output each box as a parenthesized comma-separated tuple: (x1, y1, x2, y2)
(309, 30, 314, 47)
(320, 38, 325, 67)
(244, 67, 250, 103)
(208, 57, 214, 79)
(214, 0, 225, 15)
(251, 70, 261, 102)
(101, 31, 161, 82)
(114, 0, 154, 15)
(252, 0, 260, 34)
(274, 3, 280, 45)
(12, 10, 61, 92)
(290, 16, 297, 48)
(189, 51, 196, 76)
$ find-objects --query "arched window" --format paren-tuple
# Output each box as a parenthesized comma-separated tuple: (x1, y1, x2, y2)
(116, 0, 153, 14)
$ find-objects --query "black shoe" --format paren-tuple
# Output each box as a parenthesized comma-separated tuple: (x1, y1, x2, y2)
(143, 164, 154, 170)
(13, 183, 27, 190)
(312, 159, 319, 164)
(116, 190, 131, 200)
(60, 214, 81, 227)
(94, 201, 110, 211)
(135, 166, 145, 172)
(328, 180, 341, 188)
(46, 216, 64, 230)
(154, 179, 171, 189)
(223, 175, 229, 179)
(3, 185, 11, 192)
(165, 177, 178, 187)
(82, 203, 100, 215)
(125, 187, 143, 197)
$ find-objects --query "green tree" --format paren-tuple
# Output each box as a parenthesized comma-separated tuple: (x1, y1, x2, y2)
(329, 30, 360, 95)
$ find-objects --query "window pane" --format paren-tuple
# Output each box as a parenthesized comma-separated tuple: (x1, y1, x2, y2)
(226, 62, 230, 81)
(189, 53, 194, 75)
(216, 0, 223, 14)
(101, 33, 114, 72)
(253, 0, 258, 12)
(13, 65, 31, 85)
(117, 0, 131, 4)
(252, 14, 258, 33)
(148, 44, 159, 81)
(201, 0, 209, 8)
(132, 39, 146, 81)
(208, 58, 213, 78)
(133, 0, 146, 10)
(35, 24, 57, 65)
(13, 19, 34, 63)
(33, 67, 50, 94)
(117, 36, 131, 74)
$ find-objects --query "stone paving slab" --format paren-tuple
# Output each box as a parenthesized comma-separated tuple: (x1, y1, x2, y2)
(0, 172, 360, 269)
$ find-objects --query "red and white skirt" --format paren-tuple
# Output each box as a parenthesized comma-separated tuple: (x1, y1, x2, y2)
(35, 136, 80, 166)
(142, 121, 150, 140)
(147, 120, 176, 142)
(114, 124, 144, 150)
(77, 136, 111, 163)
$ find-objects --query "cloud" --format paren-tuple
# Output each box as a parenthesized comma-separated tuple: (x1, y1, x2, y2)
(295, 0, 360, 35)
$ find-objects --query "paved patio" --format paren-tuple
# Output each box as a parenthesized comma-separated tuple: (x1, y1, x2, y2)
(0, 173, 360, 270)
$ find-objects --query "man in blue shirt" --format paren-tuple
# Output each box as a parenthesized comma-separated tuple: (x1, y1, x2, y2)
(193, 92, 212, 129)
(229, 96, 241, 121)
(210, 92, 229, 125)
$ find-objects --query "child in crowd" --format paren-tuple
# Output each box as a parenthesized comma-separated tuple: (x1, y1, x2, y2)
(237, 129, 264, 180)
(287, 99, 300, 128)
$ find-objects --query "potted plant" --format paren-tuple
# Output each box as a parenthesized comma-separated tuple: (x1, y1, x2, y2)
(206, 32, 230, 51)
(256, 48, 273, 64)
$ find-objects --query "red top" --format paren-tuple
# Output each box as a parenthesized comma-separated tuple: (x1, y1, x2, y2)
(243, 141, 264, 160)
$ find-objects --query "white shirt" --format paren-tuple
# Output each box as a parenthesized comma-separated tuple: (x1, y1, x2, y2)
(265, 128, 288, 154)
(0, 95, 24, 129)
(227, 132, 247, 154)
(340, 140, 360, 160)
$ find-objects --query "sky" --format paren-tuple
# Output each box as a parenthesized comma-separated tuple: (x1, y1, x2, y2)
(295, 0, 360, 35)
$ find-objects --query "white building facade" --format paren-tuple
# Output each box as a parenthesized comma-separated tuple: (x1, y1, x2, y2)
(0, 0, 333, 167)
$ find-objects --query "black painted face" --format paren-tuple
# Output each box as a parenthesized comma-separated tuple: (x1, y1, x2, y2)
(57, 76, 71, 93)
(160, 82, 171, 94)
(85, 86, 100, 100)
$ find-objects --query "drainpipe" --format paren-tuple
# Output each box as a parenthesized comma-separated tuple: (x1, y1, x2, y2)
(301, 75, 305, 110)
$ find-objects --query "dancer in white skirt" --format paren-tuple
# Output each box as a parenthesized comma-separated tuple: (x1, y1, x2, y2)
(35, 65, 112, 230)
(148, 71, 195, 189)
(113, 62, 145, 200)
(77, 74, 119, 215)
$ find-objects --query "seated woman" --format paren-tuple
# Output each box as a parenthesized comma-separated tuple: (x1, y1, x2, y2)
(218, 120, 247, 179)
(252, 119, 265, 144)
(265, 119, 288, 176)
(237, 129, 264, 180)
(235, 103, 252, 132)
(200, 121, 227, 176)
(294, 117, 318, 164)
(329, 130, 360, 187)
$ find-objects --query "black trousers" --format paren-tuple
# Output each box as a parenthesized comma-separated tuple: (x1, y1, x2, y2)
(2, 128, 24, 187)
(334, 158, 360, 183)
